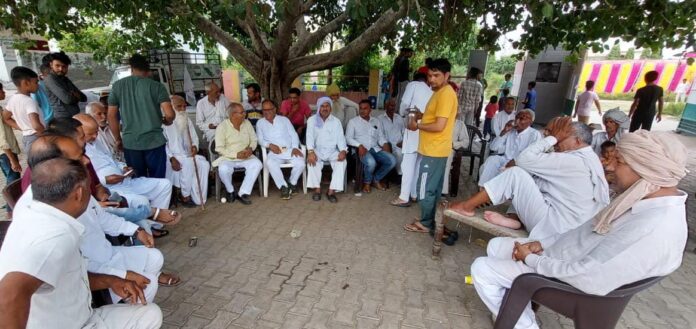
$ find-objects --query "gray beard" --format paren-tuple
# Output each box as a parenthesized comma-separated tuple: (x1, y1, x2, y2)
(174, 112, 189, 134)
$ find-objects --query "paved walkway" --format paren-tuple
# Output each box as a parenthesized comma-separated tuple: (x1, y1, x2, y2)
(152, 147, 696, 329)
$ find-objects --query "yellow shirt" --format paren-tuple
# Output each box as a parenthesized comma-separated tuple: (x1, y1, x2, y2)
(213, 119, 257, 166)
(418, 84, 458, 157)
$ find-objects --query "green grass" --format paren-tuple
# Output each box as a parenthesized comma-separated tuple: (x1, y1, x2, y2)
(596, 92, 678, 102)
(663, 102, 685, 117)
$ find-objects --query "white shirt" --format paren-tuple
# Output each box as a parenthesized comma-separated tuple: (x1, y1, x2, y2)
(452, 119, 469, 150)
(94, 126, 120, 160)
(492, 110, 516, 137)
(516, 136, 610, 238)
(576, 90, 600, 116)
(332, 97, 359, 128)
(0, 200, 92, 329)
(591, 130, 624, 155)
(86, 142, 127, 186)
(306, 114, 348, 159)
(5, 93, 44, 136)
(164, 117, 200, 158)
(378, 113, 404, 147)
(399, 80, 433, 153)
(526, 192, 688, 296)
(675, 82, 688, 94)
(196, 95, 230, 140)
(345, 115, 387, 152)
(256, 115, 300, 149)
(16, 188, 138, 279)
(489, 126, 542, 160)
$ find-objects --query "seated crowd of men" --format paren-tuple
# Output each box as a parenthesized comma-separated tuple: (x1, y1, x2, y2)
(0, 56, 690, 329)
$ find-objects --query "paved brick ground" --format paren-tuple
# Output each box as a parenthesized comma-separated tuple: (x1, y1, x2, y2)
(1, 130, 694, 329)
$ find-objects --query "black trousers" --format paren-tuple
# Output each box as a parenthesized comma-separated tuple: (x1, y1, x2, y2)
(629, 111, 655, 132)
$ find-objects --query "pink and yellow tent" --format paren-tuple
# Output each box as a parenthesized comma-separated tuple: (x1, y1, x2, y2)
(577, 60, 696, 93)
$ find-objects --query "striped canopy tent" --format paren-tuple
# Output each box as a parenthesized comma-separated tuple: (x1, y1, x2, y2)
(577, 59, 696, 94)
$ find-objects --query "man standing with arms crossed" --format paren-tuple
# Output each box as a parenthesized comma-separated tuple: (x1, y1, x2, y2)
(108, 54, 175, 178)
(403, 58, 458, 233)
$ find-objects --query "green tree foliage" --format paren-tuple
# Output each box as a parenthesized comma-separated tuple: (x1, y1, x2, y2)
(640, 47, 663, 59)
(625, 47, 635, 60)
(4, 0, 693, 102)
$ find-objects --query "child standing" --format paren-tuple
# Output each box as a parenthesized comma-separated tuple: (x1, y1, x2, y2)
(482, 95, 498, 139)
(3, 67, 44, 152)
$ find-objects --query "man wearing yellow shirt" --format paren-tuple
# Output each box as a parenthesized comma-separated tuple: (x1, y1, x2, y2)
(404, 58, 458, 233)
(213, 103, 263, 205)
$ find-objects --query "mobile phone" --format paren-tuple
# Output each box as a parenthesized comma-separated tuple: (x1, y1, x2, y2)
(123, 169, 135, 177)
(108, 192, 123, 203)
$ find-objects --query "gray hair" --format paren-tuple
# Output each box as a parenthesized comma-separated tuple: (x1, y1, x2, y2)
(517, 108, 535, 121)
(571, 122, 593, 145)
(227, 102, 245, 114)
(204, 80, 219, 92)
(85, 101, 105, 114)
(32, 157, 89, 205)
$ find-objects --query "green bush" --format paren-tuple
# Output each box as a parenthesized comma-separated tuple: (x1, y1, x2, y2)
(663, 102, 685, 117)
(595, 92, 677, 103)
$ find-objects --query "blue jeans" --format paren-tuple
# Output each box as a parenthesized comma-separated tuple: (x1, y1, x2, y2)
(104, 204, 153, 233)
(123, 144, 167, 178)
(483, 118, 492, 138)
(360, 149, 397, 183)
(0, 153, 21, 184)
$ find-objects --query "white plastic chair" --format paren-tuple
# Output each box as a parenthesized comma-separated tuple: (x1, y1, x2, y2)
(209, 139, 263, 200)
(261, 145, 307, 197)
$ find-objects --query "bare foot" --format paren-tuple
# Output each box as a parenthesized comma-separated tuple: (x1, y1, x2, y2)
(483, 211, 522, 229)
(449, 203, 475, 217)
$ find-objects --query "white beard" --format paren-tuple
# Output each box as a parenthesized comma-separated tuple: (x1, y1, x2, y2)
(174, 111, 189, 134)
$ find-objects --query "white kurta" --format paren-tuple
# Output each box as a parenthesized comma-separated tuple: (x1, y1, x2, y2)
(164, 118, 210, 205)
(86, 143, 173, 209)
(442, 120, 469, 193)
(397, 80, 433, 201)
(590, 130, 624, 155)
(483, 136, 610, 239)
(332, 97, 359, 128)
(95, 125, 124, 162)
(256, 116, 305, 188)
(471, 192, 688, 329)
(306, 114, 348, 191)
(378, 113, 405, 173)
(492, 110, 516, 137)
(479, 127, 542, 186)
(196, 95, 230, 142)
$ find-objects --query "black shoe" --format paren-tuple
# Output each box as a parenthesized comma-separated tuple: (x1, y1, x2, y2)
(281, 186, 291, 200)
(312, 192, 321, 201)
(238, 193, 252, 205)
(226, 191, 236, 203)
(180, 199, 197, 208)
(326, 193, 338, 203)
(288, 183, 298, 194)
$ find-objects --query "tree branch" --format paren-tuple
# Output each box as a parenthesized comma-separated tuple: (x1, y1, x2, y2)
(287, 3, 407, 79)
(289, 11, 349, 58)
(242, 2, 271, 58)
(272, 0, 304, 60)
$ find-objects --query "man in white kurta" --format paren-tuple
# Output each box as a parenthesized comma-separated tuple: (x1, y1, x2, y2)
(492, 97, 517, 138)
(196, 81, 230, 142)
(450, 118, 610, 240)
(0, 158, 162, 329)
(306, 97, 348, 202)
(87, 101, 124, 162)
(442, 116, 469, 194)
(479, 109, 542, 186)
(165, 96, 210, 206)
(16, 188, 166, 304)
(86, 141, 173, 210)
(256, 100, 305, 199)
(213, 102, 263, 204)
(378, 99, 405, 174)
(471, 130, 689, 329)
(392, 72, 433, 206)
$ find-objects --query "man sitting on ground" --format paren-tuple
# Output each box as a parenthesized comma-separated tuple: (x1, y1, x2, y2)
(196, 81, 229, 143)
(0, 157, 163, 329)
(306, 97, 348, 203)
(471, 130, 688, 329)
(213, 102, 263, 205)
(378, 99, 404, 174)
(478, 109, 542, 187)
(450, 117, 609, 239)
(16, 136, 180, 303)
(256, 100, 305, 199)
(346, 100, 397, 193)
(87, 101, 124, 162)
(165, 96, 210, 207)
(491, 97, 517, 139)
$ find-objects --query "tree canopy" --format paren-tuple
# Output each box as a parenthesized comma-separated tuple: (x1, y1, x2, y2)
(4, 0, 694, 101)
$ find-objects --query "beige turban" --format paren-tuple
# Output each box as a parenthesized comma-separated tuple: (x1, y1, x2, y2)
(326, 84, 340, 96)
(593, 130, 688, 234)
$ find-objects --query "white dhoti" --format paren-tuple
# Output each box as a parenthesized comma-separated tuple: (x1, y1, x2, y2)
(482, 167, 566, 239)
(108, 177, 172, 210)
(478, 155, 510, 187)
(471, 237, 538, 329)
(266, 150, 306, 189)
(307, 151, 347, 192)
(218, 156, 263, 196)
(398, 153, 420, 201)
(85, 304, 162, 329)
(108, 246, 164, 303)
(167, 155, 210, 205)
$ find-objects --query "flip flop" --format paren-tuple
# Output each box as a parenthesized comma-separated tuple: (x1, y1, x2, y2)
(404, 222, 429, 233)
(158, 272, 182, 287)
(152, 228, 169, 239)
(312, 192, 321, 201)
(153, 208, 182, 225)
(390, 198, 411, 207)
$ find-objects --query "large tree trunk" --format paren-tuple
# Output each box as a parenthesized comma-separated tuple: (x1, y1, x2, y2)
(252, 57, 297, 105)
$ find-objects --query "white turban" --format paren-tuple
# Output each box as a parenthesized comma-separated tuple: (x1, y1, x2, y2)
(603, 108, 630, 129)
(316, 96, 333, 109)
(593, 130, 688, 234)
